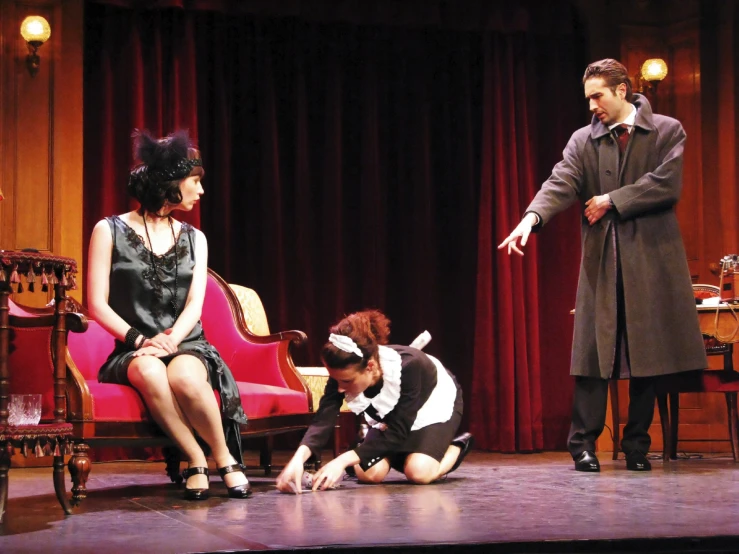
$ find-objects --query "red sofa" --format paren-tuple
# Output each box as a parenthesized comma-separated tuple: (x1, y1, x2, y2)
(9, 269, 315, 506)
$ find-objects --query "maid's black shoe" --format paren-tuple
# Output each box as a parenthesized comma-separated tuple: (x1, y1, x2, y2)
(448, 432, 474, 474)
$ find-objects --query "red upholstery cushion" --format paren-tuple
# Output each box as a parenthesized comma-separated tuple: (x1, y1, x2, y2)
(87, 380, 309, 421)
(700, 371, 739, 392)
(85, 381, 148, 421)
(8, 326, 56, 421)
(237, 382, 311, 418)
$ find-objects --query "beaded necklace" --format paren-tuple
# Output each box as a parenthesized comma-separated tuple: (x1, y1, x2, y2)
(142, 213, 179, 319)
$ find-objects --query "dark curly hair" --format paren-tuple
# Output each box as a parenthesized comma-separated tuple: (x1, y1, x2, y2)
(321, 310, 391, 370)
(127, 129, 204, 214)
(582, 58, 633, 102)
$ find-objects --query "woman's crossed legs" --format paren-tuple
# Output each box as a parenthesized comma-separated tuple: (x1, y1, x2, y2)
(127, 354, 247, 491)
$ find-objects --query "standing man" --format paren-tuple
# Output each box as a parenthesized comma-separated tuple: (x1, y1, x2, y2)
(498, 59, 706, 472)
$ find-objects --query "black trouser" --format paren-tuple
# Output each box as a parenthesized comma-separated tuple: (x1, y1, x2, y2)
(567, 375, 656, 458)
(567, 223, 657, 458)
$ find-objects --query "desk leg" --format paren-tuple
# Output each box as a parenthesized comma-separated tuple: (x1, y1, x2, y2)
(609, 381, 620, 460)
(669, 393, 679, 459)
(657, 393, 671, 461)
(725, 392, 739, 462)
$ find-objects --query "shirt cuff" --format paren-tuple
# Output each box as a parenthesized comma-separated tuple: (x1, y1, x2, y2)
(525, 211, 541, 226)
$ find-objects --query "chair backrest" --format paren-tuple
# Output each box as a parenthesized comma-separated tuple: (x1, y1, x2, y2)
(228, 284, 270, 335)
(8, 315, 57, 420)
(67, 320, 117, 380)
(200, 270, 288, 388)
(200, 272, 252, 356)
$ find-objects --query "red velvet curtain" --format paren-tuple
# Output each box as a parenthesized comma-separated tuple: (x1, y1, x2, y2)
(83, 0, 584, 451)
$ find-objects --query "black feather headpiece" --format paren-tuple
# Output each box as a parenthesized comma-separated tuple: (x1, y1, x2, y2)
(131, 129, 202, 182)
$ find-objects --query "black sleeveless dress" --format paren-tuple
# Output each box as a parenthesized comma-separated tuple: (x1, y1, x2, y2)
(98, 215, 247, 463)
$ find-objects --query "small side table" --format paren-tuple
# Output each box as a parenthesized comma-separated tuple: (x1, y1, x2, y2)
(0, 251, 78, 523)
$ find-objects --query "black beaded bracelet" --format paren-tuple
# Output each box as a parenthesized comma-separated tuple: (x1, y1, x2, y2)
(125, 327, 144, 350)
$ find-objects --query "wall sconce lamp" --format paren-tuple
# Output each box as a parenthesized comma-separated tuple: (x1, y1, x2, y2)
(636, 58, 668, 95)
(20, 16, 51, 77)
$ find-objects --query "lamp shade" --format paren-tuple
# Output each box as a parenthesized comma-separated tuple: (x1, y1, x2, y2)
(640, 59, 668, 82)
(20, 16, 51, 45)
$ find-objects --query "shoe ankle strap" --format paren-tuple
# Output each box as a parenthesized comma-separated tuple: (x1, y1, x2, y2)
(182, 466, 209, 479)
(218, 463, 244, 477)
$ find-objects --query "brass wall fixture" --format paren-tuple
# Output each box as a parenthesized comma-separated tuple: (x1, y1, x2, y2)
(636, 58, 668, 95)
(20, 15, 51, 77)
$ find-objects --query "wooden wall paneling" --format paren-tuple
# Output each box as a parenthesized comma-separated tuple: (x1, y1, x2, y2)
(0, 1, 16, 249)
(52, 0, 84, 302)
(16, 4, 53, 255)
(0, 0, 83, 306)
(668, 21, 703, 281)
(620, 24, 704, 280)
(698, 2, 725, 287)
(666, 19, 733, 455)
(716, 0, 737, 258)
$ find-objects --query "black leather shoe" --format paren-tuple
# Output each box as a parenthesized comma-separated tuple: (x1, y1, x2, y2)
(574, 451, 600, 472)
(182, 466, 209, 500)
(625, 451, 651, 471)
(448, 432, 475, 474)
(218, 464, 252, 498)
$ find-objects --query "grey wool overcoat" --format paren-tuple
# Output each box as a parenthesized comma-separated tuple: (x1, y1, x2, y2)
(526, 94, 707, 379)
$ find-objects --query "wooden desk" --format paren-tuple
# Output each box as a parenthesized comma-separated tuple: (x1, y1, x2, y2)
(601, 300, 739, 457)
(697, 300, 739, 345)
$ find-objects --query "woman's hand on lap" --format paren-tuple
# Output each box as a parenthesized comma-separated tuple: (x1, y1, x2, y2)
(144, 329, 178, 354)
(133, 345, 169, 357)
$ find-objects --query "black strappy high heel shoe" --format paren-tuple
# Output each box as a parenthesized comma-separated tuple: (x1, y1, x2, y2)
(218, 464, 252, 498)
(182, 466, 209, 500)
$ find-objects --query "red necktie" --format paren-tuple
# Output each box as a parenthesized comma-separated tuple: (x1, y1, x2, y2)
(614, 123, 630, 154)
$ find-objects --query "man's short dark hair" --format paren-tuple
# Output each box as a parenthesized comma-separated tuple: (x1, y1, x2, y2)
(583, 59, 633, 102)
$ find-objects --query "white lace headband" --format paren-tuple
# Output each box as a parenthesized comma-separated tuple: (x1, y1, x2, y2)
(328, 333, 363, 358)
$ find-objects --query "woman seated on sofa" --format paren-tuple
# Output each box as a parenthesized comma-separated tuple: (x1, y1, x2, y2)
(276, 309, 473, 493)
(87, 129, 250, 501)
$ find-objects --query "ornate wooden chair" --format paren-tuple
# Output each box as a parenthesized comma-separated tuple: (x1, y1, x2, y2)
(654, 284, 739, 461)
(0, 300, 79, 523)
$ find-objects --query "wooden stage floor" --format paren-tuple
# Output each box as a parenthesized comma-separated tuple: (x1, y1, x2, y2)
(1, 451, 738, 553)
